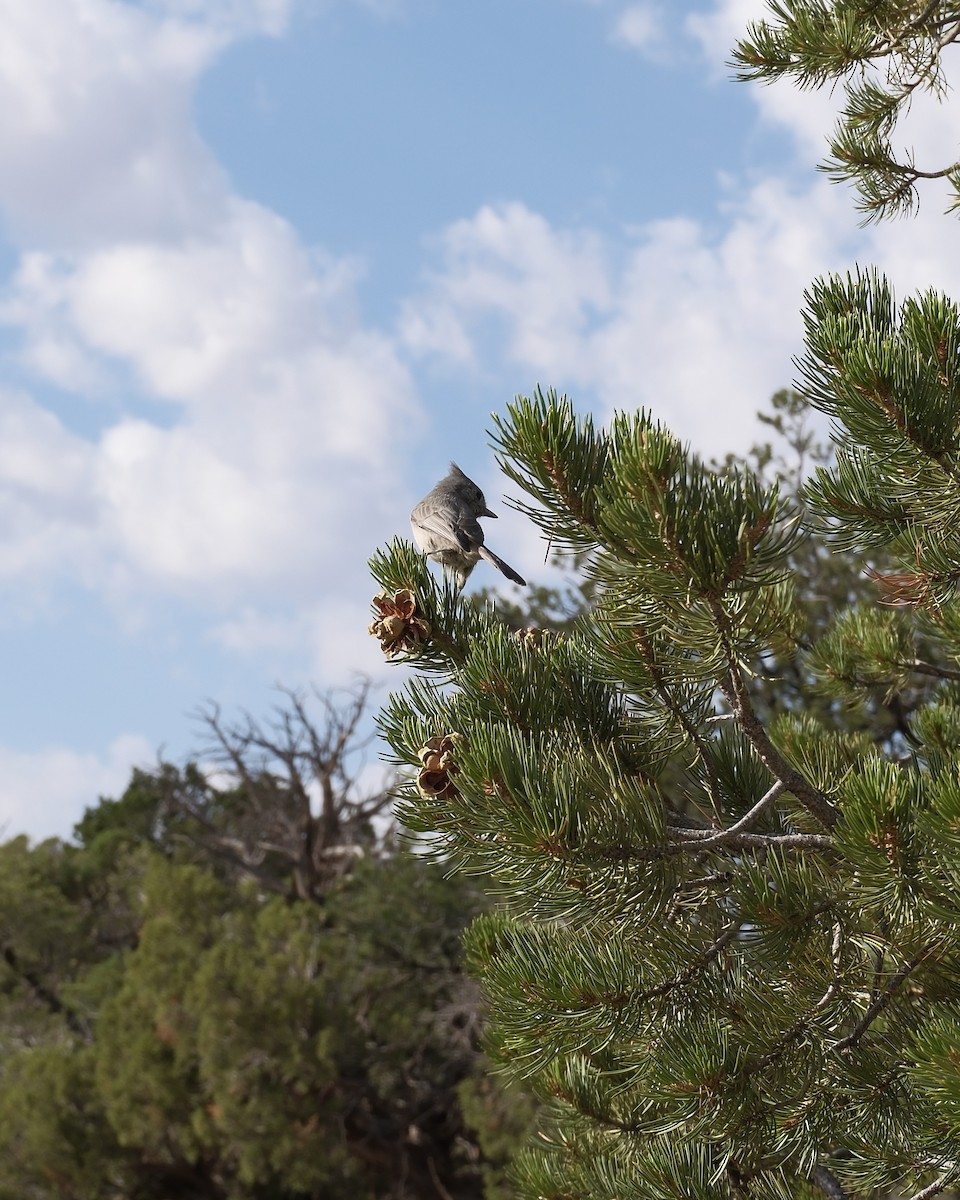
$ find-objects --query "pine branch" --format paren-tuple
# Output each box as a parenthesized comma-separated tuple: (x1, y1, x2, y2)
(752, 918, 842, 1073)
(907, 1173, 956, 1200)
(376, 383, 960, 1191)
(910, 2, 948, 33)
(1, 942, 88, 1038)
(672, 780, 785, 847)
(906, 658, 960, 683)
(669, 826, 835, 852)
(736, 3, 960, 220)
(831, 949, 927, 1050)
(713, 604, 839, 829)
(633, 625, 724, 811)
(637, 921, 743, 1004)
(863, 3, 960, 58)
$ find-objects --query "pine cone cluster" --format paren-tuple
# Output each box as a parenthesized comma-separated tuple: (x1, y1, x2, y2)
(368, 589, 431, 657)
(416, 735, 461, 800)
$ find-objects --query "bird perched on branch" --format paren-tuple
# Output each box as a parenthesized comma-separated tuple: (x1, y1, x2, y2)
(410, 463, 526, 593)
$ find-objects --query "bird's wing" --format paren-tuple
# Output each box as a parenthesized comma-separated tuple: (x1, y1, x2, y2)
(451, 513, 484, 552)
(411, 503, 473, 552)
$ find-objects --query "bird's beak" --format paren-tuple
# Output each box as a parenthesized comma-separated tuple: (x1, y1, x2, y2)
(483, 507, 497, 518)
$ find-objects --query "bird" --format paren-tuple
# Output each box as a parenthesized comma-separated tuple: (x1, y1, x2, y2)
(410, 463, 526, 592)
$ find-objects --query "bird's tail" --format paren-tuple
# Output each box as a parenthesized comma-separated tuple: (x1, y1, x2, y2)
(478, 547, 526, 586)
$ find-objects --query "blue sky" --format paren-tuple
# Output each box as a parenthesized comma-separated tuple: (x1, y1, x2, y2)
(3, 0, 960, 840)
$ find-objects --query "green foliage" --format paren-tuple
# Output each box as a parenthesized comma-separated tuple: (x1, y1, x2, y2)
(0, 773, 522, 1198)
(0, 1042, 127, 1200)
(801, 271, 960, 611)
(96, 857, 359, 1191)
(0, 689, 536, 1195)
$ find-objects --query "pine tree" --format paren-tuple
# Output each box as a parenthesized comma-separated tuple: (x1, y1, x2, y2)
(368, 8, 960, 1196)
(733, 2, 960, 221)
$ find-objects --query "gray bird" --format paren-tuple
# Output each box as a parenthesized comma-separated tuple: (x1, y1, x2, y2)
(410, 463, 526, 592)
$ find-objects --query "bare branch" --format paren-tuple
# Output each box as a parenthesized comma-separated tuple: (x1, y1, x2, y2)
(906, 658, 960, 683)
(171, 680, 394, 901)
(907, 1173, 956, 1200)
(672, 781, 785, 848)
(669, 826, 835, 852)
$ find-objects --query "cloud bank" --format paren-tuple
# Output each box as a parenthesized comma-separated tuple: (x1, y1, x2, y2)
(6, 0, 960, 839)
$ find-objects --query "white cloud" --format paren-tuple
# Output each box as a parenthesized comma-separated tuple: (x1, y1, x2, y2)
(4, 0, 955, 616)
(0, 0, 421, 604)
(400, 203, 612, 374)
(145, 0, 293, 37)
(211, 604, 315, 657)
(0, 0, 240, 247)
(1, 203, 419, 599)
(212, 593, 417, 687)
(0, 733, 156, 843)
(0, 0, 295, 248)
(685, 0, 843, 160)
(398, 4, 960, 458)
(28, 205, 362, 402)
(0, 390, 101, 582)
(8, 0, 960, 848)
(613, 4, 665, 57)
(399, 178, 870, 455)
(685, 0, 764, 68)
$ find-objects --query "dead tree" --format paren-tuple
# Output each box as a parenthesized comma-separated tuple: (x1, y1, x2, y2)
(161, 681, 394, 901)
